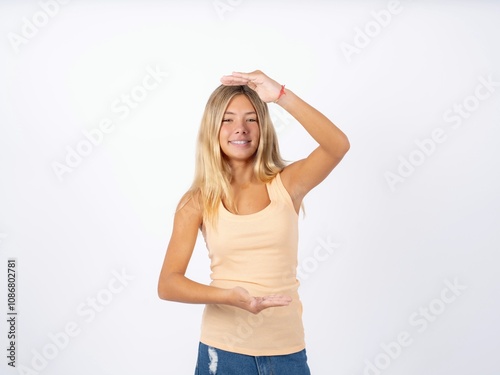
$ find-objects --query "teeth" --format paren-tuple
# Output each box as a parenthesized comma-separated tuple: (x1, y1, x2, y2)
(230, 141, 248, 144)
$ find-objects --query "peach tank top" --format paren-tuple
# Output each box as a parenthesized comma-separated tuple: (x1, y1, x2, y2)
(200, 172, 305, 356)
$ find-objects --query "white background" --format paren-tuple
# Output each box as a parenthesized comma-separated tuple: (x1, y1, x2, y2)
(1, 1, 499, 374)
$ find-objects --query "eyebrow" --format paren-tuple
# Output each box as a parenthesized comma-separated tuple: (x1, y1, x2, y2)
(224, 111, 257, 115)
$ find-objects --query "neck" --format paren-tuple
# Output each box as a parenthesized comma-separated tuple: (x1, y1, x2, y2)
(228, 160, 256, 186)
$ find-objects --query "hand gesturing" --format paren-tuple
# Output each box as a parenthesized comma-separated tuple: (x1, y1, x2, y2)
(231, 286, 292, 314)
(220, 70, 283, 103)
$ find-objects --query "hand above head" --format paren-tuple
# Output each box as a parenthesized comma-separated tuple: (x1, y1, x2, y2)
(220, 70, 284, 103)
(230, 286, 292, 314)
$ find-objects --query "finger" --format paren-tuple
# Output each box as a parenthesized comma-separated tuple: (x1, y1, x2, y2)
(264, 294, 292, 301)
(260, 295, 292, 306)
(228, 71, 261, 84)
(261, 300, 290, 308)
(232, 70, 264, 80)
(231, 71, 252, 79)
(220, 75, 249, 85)
(220, 74, 248, 82)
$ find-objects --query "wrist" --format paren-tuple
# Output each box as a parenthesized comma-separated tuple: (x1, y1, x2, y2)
(274, 87, 293, 108)
(274, 84, 286, 103)
(223, 287, 237, 306)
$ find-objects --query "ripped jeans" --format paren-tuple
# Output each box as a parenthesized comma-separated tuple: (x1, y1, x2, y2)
(195, 342, 311, 375)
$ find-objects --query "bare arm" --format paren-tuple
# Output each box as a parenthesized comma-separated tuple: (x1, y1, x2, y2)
(157, 192, 291, 313)
(277, 88, 350, 204)
(157, 192, 229, 304)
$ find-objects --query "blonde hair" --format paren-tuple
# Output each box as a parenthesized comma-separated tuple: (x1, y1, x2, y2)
(185, 84, 286, 228)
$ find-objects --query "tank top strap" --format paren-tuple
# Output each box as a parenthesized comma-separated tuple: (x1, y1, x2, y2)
(268, 172, 296, 212)
(266, 175, 279, 202)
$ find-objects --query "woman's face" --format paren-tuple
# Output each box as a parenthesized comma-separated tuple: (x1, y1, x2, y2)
(219, 94, 260, 164)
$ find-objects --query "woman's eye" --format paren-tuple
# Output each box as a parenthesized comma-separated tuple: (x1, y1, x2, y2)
(247, 118, 257, 122)
(222, 119, 232, 122)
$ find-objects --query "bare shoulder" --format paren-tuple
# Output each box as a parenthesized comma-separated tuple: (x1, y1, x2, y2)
(160, 189, 203, 280)
(174, 189, 203, 226)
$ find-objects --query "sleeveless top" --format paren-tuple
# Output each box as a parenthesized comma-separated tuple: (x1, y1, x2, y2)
(200, 172, 305, 356)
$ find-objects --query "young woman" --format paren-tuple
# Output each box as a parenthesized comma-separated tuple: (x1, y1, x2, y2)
(158, 70, 350, 374)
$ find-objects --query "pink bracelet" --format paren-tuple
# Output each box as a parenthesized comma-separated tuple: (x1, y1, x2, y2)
(274, 85, 286, 103)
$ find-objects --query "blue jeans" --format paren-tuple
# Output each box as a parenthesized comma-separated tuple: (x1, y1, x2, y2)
(195, 342, 311, 375)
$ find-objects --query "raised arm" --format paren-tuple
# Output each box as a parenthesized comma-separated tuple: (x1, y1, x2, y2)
(157, 191, 292, 313)
(221, 70, 350, 210)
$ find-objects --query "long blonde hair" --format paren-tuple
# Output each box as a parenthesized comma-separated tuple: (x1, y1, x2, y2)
(186, 84, 286, 227)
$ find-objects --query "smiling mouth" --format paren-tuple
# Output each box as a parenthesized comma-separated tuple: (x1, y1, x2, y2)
(229, 140, 251, 145)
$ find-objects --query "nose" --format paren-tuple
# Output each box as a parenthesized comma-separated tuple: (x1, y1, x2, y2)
(233, 119, 249, 134)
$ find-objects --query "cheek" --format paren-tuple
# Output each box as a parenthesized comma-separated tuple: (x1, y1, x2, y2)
(254, 125, 261, 141)
(218, 127, 226, 142)
(220, 124, 232, 137)
(218, 128, 230, 152)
